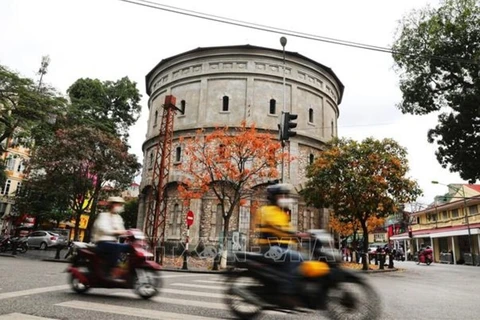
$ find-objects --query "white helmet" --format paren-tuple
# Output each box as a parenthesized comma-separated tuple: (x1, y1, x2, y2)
(107, 196, 125, 204)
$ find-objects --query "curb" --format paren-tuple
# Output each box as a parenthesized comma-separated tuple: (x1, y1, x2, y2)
(361, 268, 399, 273)
(42, 258, 70, 263)
(0, 253, 17, 258)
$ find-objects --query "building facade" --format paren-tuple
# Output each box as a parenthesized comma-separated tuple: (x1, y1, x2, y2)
(137, 45, 344, 248)
(391, 184, 480, 265)
(0, 136, 29, 234)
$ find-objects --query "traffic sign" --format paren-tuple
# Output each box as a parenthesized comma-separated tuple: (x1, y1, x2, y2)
(186, 210, 194, 227)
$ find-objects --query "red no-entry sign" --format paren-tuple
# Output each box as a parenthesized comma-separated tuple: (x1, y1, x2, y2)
(186, 210, 194, 227)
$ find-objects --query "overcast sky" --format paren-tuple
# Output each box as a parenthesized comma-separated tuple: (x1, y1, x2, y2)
(0, 0, 469, 205)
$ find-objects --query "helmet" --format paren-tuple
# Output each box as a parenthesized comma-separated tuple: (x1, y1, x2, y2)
(266, 183, 293, 202)
(107, 196, 125, 204)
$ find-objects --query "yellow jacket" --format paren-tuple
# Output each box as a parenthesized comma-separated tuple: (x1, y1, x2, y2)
(254, 205, 296, 246)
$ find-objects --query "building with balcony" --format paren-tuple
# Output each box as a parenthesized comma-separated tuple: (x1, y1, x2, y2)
(0, 137, 30, 234)
(137, 45, 344, 248)
(391, 184, 480, 265)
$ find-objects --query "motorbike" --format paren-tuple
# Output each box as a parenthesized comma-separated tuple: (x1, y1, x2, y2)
(223, 229, 381, 320)
(416, 247, 433, 265)
(66, 229, 162, 299)
(0, 235, 28, 253)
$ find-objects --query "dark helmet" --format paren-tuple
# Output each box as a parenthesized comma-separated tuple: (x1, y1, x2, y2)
(266, 183, 293, 202)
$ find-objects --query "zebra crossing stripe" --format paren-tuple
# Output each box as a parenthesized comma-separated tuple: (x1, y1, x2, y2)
(55, 300, 224, 320)
(0, 313, 57, 320)
(113, 292, 229, 310)
(170, 283, 224, 290)
(0, 285, 69, 300)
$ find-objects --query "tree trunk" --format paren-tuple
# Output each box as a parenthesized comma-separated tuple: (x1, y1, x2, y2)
(220, 216, 230, 269)
(361, 223, 369, 271)
(83, 180, 102, 243)
(73, 210, 82, 241)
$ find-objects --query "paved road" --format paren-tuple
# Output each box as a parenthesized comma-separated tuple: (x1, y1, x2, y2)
(0, 256, 479, 319)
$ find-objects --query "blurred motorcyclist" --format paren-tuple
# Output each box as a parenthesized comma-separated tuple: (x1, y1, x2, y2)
(253, 183, 306, 307)
(92, 196, 129, 280)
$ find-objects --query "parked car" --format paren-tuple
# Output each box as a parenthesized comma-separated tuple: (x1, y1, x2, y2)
(27, 230, 60, 250)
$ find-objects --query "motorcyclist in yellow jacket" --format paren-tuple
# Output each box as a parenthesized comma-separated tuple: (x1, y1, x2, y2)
(253, 183, 306, 306)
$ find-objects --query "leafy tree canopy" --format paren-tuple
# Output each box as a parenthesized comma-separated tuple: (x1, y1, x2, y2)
(392, 0, 480, 182)
(302, 137, 422, 269)
(66, 77, 142, 141)
(0, 64, 66, 154)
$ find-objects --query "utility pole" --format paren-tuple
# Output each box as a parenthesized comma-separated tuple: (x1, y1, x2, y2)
(37, 55, 50, 91)
(280, 36, 287, 183)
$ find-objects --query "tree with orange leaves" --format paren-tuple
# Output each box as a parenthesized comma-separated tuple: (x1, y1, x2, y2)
(303, 137, 422, 270)
(329, 214, 385, 241)
(177, 121, 287, 268)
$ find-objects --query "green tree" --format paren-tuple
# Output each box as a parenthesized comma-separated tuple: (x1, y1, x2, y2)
(392, 0, 480, 182)
(21, 126, 140, 240)
(302, 138, 422, 270)
(15, 171, 72, 229)
(66, 77, 141, 141)
(0, 64, 66, 154)
(121, 199, 139, 229)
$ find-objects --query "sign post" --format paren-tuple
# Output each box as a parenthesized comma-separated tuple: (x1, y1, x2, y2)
(182, 211, 194, 270)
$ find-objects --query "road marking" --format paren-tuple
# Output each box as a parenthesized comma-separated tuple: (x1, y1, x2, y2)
(159, 288, 225, 298)
(0, 285, 69, 300)
(113, 291, 292, 317)
(114, 292, 229, 310)
(170, 283, 224, 290)
(159, 274, 203, 279)
(55, 300, 223, 320)
(0, 313, 57, 320)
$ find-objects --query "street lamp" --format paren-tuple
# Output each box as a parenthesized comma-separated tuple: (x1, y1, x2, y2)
(431, 181, 473, 258)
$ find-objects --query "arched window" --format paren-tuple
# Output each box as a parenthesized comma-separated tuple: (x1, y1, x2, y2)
(222, 96, 229, 112)
(149, 152, 154, 168)
(154, 110, 158, 125)
(175, 146, 182, 162)
(269, 99, 276, 114)
(210, 203, 225, 240)
(309, 153, 314, 165)
(170, 203, 181, 237)
(180, 100, 186, 115)
(309, 108, 314, 123)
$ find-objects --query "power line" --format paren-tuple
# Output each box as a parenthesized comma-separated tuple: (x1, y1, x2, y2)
(116, 0, 479, 66)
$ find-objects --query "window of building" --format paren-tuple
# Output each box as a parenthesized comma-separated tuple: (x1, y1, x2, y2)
(222, 96, 229, 112)
(210, 203, 225, 240)
(309, 153, 314, 165)
(331, 120, 334, 136)
(469, 205, 478, 215)
(269, 99, 276, 114)
(441, 211, 449, 220)
(149, 151, 154, 168)
(180, 100, 186, 115)
(308, 108, 314, 123)
(451, 209, 459, 218)
(15, 182, 22, 196)
(154, 110, 158, 126)
(6, 156, 15, 171)
(170, 203, 181, 237)
(303, 210, 314, 230)
(175, 146, 182, 162)
(1, 179, 11, 195)
(17, 160, 25, 173)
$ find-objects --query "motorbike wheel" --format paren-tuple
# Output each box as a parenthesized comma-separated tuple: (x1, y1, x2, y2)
(325, 273, 381, 320)
(70, 274, 89, 294)
(426, 259, 432, 266)
(224, 272, 263, 320)
(134, 270, 160, 300)
(19, 244, 28, 254)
